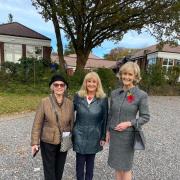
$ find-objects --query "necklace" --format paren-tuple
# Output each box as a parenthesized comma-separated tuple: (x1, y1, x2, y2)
(87, 96, 93, 100)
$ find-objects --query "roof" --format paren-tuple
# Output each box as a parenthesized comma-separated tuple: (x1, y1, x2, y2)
(131, 44, 180, 60)
(51, 53, 116, 69)
(0, 22, 50, 40)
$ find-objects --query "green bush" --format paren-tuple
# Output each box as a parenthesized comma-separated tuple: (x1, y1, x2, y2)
(140, 64, 166, 92)
(68, 69, 87, 91)
(0, 58, 179, 96)
(1, 61, 19, 75)
(0, 58, 54, 83)
(96, 68, 117, 95)
(0, 69, 12, 82)
(17, 57, 52, 83)
(166, 66, 180, 86)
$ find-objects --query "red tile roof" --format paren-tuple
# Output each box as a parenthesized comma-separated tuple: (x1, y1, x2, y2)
(0, 22, 50, 40)
(51, 53, 116, 69)
(131, 44, 180, 59)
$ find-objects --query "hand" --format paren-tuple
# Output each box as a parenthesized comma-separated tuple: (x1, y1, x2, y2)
(106, 131, 110, 144)
(31, 145, 39, 157)
(114, 121, 131, 132)
(100, 140, 106, 146)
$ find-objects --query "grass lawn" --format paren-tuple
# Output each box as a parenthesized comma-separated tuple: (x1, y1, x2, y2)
(0, 92, 46, 115)
(0, 82, 76, 116)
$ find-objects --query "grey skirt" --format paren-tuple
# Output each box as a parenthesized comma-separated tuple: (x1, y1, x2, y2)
(108, 129, 135, 171)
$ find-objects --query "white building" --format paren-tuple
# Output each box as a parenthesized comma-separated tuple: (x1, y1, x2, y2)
(0, 22, 51, 65)
(130, 44, 180, 71)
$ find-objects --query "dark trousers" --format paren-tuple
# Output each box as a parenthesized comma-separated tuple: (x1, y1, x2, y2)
(76, 153, 96, 180)
(40, 141, 67, 180)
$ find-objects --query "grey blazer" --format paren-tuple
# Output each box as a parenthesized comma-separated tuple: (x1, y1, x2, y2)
(107, 86, 150, 130)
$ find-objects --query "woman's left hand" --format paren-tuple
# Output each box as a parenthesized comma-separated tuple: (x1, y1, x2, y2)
(100, 140, 106, 146)
(114, 121, 131, 131)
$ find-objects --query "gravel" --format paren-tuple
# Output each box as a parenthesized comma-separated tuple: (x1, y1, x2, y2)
(0, 96, 180, 180)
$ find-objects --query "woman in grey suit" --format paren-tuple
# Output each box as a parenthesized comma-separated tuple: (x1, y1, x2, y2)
(106, 62, 150, 180)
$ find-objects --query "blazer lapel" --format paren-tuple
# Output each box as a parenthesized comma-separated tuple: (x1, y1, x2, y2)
(117, 88, 127, 118)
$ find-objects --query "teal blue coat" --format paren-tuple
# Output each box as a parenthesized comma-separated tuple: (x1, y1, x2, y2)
(72, 94, 108, 154)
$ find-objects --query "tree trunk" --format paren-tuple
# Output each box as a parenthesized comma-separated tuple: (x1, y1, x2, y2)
(52, 19, 66, 72)
(76, 49, 90, 71)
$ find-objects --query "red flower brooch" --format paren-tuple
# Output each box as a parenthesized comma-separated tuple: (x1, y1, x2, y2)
(127, 92, 135, 103)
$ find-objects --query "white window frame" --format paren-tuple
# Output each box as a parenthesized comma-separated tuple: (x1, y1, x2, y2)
(26, 45, 43, 59)
(4, 43, 22, 63)
(162, 58, 174, 71)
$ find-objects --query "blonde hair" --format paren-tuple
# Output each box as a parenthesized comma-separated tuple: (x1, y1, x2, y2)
(119, 62, 141, 85)
(78, 72, 106, 98)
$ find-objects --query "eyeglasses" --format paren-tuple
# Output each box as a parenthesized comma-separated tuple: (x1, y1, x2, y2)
(53, 83, 65, 88)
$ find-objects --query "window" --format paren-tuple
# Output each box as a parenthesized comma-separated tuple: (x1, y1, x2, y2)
(162, 58, 174, 71)
(163, 58, 168, 65)
(26, 46, 34, 57)
(4, 43, 22, 63)
(169, 59, 173, 66)
(26, 45, 42, 59)
(148, 58, 156, 65)
(175, 60, 180, 66)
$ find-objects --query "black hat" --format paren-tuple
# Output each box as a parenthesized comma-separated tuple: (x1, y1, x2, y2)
(49, 74, 68, 87)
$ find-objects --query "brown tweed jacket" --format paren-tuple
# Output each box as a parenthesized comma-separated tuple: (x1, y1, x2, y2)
(31, 95, 74, 146)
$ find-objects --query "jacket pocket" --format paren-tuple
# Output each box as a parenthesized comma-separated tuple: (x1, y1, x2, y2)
(41, 126, 55, 143)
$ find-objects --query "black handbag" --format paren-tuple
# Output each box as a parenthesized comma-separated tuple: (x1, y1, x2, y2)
(49, 95, 72, 152)
(133, 120, 145, 150)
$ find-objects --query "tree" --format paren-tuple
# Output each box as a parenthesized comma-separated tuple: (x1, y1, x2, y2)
(32, 0, 66, 70)
(32, 0, 180, 71)
(64, 41, 75, 55)
(8, 13, 13, 23)
(104, 47, 138, 61)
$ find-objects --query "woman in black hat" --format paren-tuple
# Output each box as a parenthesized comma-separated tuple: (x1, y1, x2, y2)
(31, 74, 74, 180)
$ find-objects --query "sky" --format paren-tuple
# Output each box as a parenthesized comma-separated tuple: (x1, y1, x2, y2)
(0, 0, 158, 58)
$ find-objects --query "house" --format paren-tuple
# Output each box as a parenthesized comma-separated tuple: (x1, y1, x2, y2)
(0, 22, 51, 65)
(130, 44, 180, 71)
(51, 53, 116, 75)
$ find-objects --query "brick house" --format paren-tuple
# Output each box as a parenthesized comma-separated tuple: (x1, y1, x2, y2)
(0, 22, 51, 65)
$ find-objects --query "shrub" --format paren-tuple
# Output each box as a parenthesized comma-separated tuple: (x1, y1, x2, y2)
(166, 66, 180, 86)
(17, 57, 52, 82)
(140, 64, 166, 92)
(1, 61, 19, 75)
(96, 68, 117, 95)
(68, 69, 87, 91)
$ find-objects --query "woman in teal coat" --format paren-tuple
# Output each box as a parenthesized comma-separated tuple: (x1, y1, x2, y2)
(73, 72, 108, 180)
(106, 62, 150, 180)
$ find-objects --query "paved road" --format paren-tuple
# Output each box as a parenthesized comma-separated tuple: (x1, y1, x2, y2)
(0, 96, 180, 180)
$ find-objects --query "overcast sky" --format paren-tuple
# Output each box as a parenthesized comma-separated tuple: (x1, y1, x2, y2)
(0, 0, 158, 57)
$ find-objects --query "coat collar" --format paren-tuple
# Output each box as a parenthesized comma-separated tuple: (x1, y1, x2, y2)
(51, 93, 66, 107)
(118, 86, 138, 95)
(78, 95, 98, 105)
